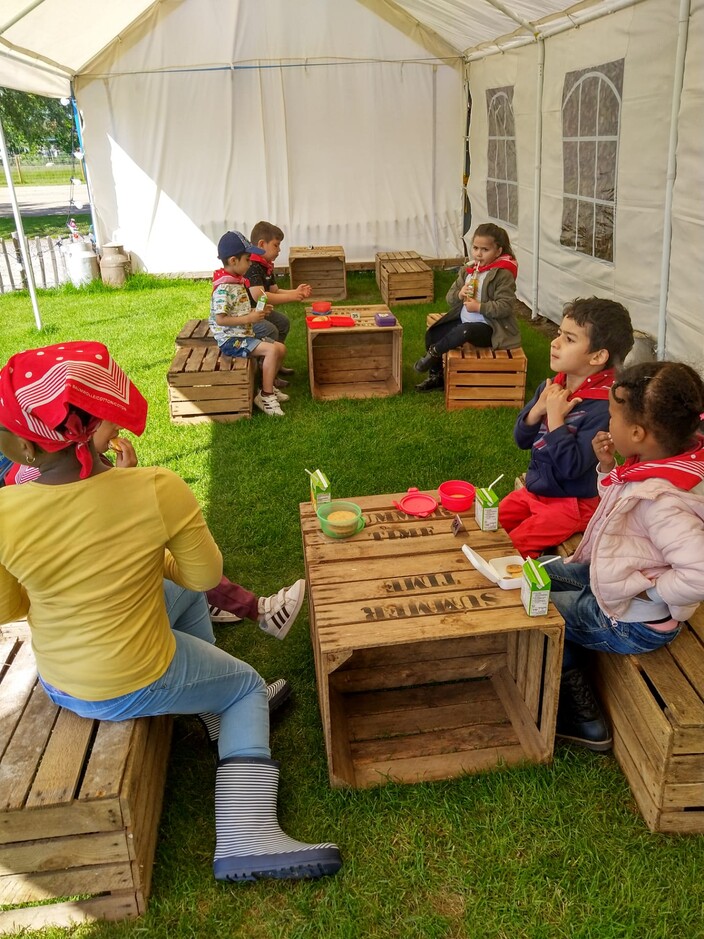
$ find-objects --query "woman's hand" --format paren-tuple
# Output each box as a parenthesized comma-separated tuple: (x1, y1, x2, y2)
(110, 437, 138, 468)
(592, 430, 616, 472)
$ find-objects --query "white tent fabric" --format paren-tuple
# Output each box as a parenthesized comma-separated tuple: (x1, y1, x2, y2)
(1, 0, 701, 364)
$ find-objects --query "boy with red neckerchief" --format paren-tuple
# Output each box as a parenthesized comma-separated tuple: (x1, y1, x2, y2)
(498, 297, 634, 558)
(246, 221, 312, 389)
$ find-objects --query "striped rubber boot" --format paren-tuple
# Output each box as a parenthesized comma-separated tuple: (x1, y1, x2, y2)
(199, 679, 291, 744)
(214, 757, 342, 881)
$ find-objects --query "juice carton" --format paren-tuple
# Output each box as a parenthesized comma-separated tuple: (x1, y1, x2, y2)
(520, 557, 552, 616)
(308, 468, 331, 508)
(474, 487, 499, 531)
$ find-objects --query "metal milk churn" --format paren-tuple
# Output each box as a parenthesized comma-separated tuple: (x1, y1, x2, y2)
(65, 240, 100, 287)
(99, 243, 131, 287)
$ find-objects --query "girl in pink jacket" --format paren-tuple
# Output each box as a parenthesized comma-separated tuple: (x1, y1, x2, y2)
(540, 361, 704, 752)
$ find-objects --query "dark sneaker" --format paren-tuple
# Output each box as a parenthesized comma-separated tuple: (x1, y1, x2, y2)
(274, 376, 290, 389)
(556, 668, 612, 752)
(415, 374, 444, 392)
(414, 353, 441, 373)
(279, 366, 295, 376)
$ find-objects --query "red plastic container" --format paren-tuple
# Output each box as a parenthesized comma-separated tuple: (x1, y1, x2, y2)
(311, 301, 332, 314)
(438, 480, 476, 512)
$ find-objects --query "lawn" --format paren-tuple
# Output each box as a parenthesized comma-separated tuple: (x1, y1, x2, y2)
(1, 273, 702, 939)
(0, 213, 91, 240)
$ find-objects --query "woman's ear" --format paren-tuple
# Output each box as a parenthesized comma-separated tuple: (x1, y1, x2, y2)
(20, 440, 38, 464)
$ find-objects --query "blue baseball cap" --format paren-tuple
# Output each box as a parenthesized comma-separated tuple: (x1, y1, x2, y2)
(217, 230, 265, 261)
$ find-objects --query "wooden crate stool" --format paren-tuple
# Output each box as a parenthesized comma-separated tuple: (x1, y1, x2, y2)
(376, 251, 433, 307)
(0, 622, 172, 931)
(592, 606, 704, 834)
(167, 345, 254, 424)
(289, 246, 346, 301)
(424, 313, 527, 410)
(175, 318, 215, 348)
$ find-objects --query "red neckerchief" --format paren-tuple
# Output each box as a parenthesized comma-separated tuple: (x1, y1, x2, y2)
(212, 268, 250, 294)
(552, 369, 615, 401)
(601, 435, 704, 490)
(466, 254, 518, 279)
(249, 254, 274, 276)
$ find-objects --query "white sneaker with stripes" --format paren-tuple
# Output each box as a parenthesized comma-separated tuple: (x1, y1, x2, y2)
(208, 604, 244, 624)
(258, 579, 305, 640)
(253, 390, 284, 416)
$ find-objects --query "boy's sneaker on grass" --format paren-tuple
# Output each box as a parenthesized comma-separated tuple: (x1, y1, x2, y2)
(273, 387, 290, 403)
(274, 377, 290, 389)
(254, 391, 284, 416)
(258, 579, 306, 640)
(208, 604, 244, 625)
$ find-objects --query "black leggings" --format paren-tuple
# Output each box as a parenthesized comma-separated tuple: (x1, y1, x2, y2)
(425, 319, 493, 356)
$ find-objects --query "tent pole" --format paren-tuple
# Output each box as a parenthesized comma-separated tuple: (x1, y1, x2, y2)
(530, 37, 545, 320)
(656, 0, 690, 359)
(0, 115, 42, 329)
(70, 84, 100, 252)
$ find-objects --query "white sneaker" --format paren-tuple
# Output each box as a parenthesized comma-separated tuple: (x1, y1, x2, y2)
(254, 390, 284, 416)
(258, 579, 306, 639)
(208, 604, 244, 625)
(272, 387, 290, 402)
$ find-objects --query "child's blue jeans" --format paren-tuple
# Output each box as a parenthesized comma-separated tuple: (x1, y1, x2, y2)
(539, 556, 680, 669)
(39, 580, 270, 760)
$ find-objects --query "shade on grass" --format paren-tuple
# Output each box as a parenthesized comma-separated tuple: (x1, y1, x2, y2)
(1, 273, 702, 939)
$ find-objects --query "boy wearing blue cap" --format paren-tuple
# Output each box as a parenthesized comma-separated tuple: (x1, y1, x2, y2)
(209, 230, 288, 417)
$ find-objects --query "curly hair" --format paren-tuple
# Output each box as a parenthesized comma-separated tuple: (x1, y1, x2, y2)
(562, 297, 634, 368)
(612, 360, 704, 454)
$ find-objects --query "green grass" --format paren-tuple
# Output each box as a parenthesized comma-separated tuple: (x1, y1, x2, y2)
(6, 162, 84, 187)
(0, 213, 92, 240)
(1, 273, 702, 939)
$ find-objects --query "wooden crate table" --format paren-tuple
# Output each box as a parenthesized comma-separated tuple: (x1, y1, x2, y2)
(175, 318, 215, 348)
(306, 305, 402, 401)
(375, 251, 434, 306)
(300, 492, 564, 788)
(289, 245, 346, 301)
(426, 313, 527, 410)
(167, 345, 254, 424)
(593, 606, 704, 833)
(0, 621, 172, 932)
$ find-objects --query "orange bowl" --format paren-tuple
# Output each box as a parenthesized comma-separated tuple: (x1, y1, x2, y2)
(311, 301, 332, 314)
(438, 479, 476, 512)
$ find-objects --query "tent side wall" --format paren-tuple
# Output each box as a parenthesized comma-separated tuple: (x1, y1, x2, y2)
(74, 0, 466, 274)
(466, 0, 685, 349)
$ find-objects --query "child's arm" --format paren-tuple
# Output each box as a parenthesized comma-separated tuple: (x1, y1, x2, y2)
(592, 431, 616, 473)
(214, 308, 266, 327)
(445, 270, 465, 308)
(467, 269, 516, 319)
(636, 499, 704, 615)
(529, 399, 610, 481)
(513, 380, 549, 448)
(249, 283, 311, 304)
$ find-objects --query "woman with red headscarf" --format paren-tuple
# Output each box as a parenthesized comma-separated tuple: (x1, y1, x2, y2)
(0, 341, 341, 883)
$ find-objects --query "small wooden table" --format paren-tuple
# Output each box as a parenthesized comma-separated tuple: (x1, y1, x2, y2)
(301, 492, 564, 788)
(306, 305, 402, 401)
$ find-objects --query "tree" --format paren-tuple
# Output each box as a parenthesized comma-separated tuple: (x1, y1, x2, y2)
(0, 88, 73, 155)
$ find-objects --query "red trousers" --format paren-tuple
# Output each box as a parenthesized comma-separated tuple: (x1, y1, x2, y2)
(205, 576, 259, 621)
(498, 488, 599, 558)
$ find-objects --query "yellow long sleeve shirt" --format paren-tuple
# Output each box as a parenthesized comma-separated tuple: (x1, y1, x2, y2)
(0, 467, 222, 700)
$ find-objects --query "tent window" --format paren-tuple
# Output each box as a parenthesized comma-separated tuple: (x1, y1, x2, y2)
(485, 87, 517, 228)
(560, 60, 623, 262)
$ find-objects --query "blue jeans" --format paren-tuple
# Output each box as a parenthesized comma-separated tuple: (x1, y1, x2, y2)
(540, 557, 681, 669)
(39, 580, 270, 760)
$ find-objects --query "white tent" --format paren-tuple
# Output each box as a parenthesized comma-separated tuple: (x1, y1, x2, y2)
(1, 0, 702, 364)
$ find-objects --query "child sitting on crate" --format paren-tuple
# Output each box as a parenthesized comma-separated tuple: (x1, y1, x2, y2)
(498, 298, 634, 558)
(414, 223, 521, 391)
(539, 361, 704, 753)
(245, 221, 312, 389)
(209, 230, 288, 417)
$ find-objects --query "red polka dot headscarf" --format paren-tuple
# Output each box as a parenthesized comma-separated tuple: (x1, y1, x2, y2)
(0, 341, 147, 478)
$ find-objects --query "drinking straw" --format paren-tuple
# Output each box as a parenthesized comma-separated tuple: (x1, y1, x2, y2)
(487, 473, 505, 491)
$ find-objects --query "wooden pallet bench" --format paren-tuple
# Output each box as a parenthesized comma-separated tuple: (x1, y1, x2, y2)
(0, 621, 172, 932)
(167, 345, 255, 424)
(375, 251, 433, 306)
(289, 245, 347, 301)
(426, 313, 527, 410)
(175, 318, 215, 348)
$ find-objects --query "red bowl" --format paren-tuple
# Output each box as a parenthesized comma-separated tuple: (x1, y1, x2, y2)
(438, 479, 476, 512)
(311, 301, 332, 314)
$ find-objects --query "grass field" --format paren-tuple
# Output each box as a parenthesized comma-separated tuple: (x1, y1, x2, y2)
(5, 161, 84, 187)
(0, 213, 91, 240)
(1, 273, 703, 939)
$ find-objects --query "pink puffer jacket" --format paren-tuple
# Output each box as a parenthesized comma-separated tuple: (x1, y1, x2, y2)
(570, 477, 704, 621)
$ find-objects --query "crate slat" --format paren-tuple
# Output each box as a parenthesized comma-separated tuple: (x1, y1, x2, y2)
(167, 345, 254, 422)
(289, 246, 346, 300)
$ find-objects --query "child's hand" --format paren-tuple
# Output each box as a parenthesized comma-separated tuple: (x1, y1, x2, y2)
(525, 377, 553, 424)
(297, 284, 312, 300)
(264, 303, 274, 315)
(251, 307, 267, 322)
(463, 297, 481, 313)
(545, 384, 581, 428)
(109, 437, 138, 468)
(593, 431, 616, 472)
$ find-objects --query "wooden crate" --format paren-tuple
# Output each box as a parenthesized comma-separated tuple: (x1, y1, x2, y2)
(306, 305, 402, 401)
(289, 246, 346, 301)
(593, 607, 704, 833)
(0, 622, 172, 932)
(167, 345, 254, 424)
(175, 318, 215, 348)
(301, 492, 564, 788)
(376, 251, 433, 306)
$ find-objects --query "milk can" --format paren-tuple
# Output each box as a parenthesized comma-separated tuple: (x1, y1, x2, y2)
(99, 243, 131, 287)
(65, 241, 100, 287)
